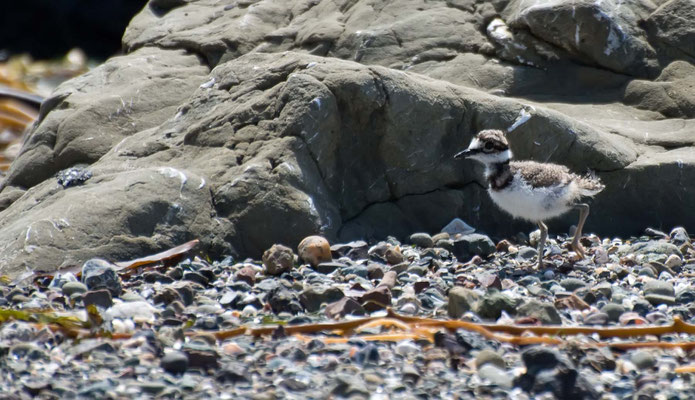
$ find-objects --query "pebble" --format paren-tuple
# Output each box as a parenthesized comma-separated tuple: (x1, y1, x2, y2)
(517, 299, 561, 324)
(600, 303, 625, 322)
(262, 244, 295, 275)
(234, 266, 256, 285)
(665, 254, 683, 269)
(161, 351, 189, 375)
(516, 246, 537, 260)
(670, 227, 690, 245)
(315, 261, 345, 274)
(2, 227, 694, 398)
(475, 349, 506, 369)
(477, 292, 516, 319)
(409, 233, 434, 248)
(298, 236, 332, 267)
(447, 287, 480, 318)
(560, 278, 587, 291)
(452, 233, 495, 261)
(82, 289, 113, 308)
(630, 350, 657, 369)
(62, 281, 88, 297)
(478, 364, 513, 388)
(325, 297, 365, 318)
(299, 286, 344, 312)
(81, 258, 123, 296)
(643, 280, 675, 297)
(385, 246, 405, 264)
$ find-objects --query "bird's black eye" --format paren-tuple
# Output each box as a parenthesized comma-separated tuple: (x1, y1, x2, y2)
(484, 141, 494, 151)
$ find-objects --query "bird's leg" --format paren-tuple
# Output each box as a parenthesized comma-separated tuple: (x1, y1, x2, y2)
(571, 203, 590, 258)
(537, 221, 548, 269)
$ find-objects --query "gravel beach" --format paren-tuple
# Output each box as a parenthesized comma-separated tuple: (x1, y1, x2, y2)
(1, 225, 694, 399)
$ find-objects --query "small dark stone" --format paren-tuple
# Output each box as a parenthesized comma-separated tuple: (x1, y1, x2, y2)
(174, 284, 195, 306)
(82, 289, 113, 309)
(670, 227, 690, 245)
(632, 299, 653, 315)
(235, 266, 256, 285)
(367, 263, 385, 280)
(676, 289, 695, 304)
(161, 351, 189, 375)
(402, 363, 421, 385)
(413, 280, 430, 294)
(480, 273, 502, 290)
(341, 264, 369, 278)
(477, 292, 517, 319)
(228, 281, 252, 292)
(153, 287, 182, 305)
(281, 378, 309, 391)
(434, 331, 470, 355)
(216, 364, 249, 383)
(167, 267, 184, 280)
(184, 348, 219, 370)
(56, 166, 92, 188)
(521, 346, 563, 374)
(314, 262, 345, 274)
(409, 232, 434, 248)
(81, 259, 122, 297)
(299, 286, 344, 312)
(143, 272, 174, 284)
(517, 246, 538, 261)
(22, 380, 52, 396)
(325, 297, 366, 318)
(359, 286, 392, 312)
(452, 234, 495, 261)
(267, 287, 304, 314)
(583, 312, 609, 326)
(182, 271, 209, 286)
(353, 344, 380, 364)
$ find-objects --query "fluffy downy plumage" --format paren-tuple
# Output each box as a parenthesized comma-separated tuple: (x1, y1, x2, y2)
(455, 129, 604, 268)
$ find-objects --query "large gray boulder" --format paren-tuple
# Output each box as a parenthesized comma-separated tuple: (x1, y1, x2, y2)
(0, 0, 694, 276)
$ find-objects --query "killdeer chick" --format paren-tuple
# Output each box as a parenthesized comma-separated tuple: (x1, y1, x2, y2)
(455, 129, 604, 268)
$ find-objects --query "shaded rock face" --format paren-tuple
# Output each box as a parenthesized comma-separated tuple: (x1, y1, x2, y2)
(0, 0, 694, 275)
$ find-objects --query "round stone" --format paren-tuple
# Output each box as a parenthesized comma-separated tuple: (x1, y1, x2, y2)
(62, 281, 88, 297)
(560, 278, 587, 291)
(517, 246, 537, 260)
(630, 350, 656, 369)
(409, 233, 434, 248)
(475, 349, 506, 369)
(161, 351, 189, 374)
(643, 280, 675, 297)
(665, 254, 683, 269)
(297, 236, 332, 267)
(262, 244, 295, 275)
(600, 303, 626, 322)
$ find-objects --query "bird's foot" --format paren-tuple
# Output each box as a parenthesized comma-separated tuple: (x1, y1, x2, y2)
(536, 257, 546, 270)
(571, 240, 586, 259)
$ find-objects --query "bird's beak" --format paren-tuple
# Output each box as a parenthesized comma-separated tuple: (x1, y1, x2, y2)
(454, 149, 477, 159)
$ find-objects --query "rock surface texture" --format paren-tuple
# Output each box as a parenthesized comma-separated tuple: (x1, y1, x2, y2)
(1, 0, 694, 275)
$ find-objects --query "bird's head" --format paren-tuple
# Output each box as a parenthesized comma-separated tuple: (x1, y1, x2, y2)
(454, 129, 512, 165)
